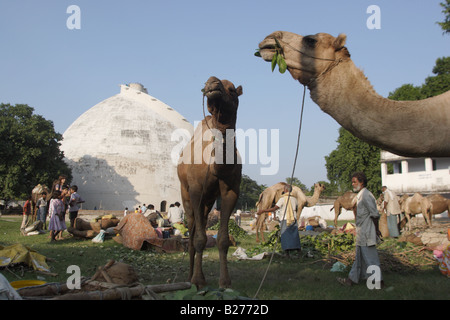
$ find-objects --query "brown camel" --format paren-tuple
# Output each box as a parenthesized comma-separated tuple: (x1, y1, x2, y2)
(254, 182, 325, 242)
(399, 193, 432, 230)
(257, 31, 450, 158)
(177, 76, 243, 289)
(330, 191, 356, 228)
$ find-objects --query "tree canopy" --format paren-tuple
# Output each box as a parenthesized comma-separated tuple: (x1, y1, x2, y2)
(236, 174, 266, 210)
(388, 56, 450, 100)
(325, 127, 382, 196)
(0, 103, 72, 202)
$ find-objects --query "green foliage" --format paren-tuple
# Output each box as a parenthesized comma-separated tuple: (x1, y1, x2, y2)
(325, 127, 382, 196)
(301, 232, 355, 256)
(255, 38, 287, 74)
(209, 219, 249, 240)
(438, 0, 450, 34)
(0, 104, 72, 202)
(246, 225, 282, 257)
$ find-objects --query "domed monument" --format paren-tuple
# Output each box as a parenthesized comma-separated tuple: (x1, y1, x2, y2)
(60, 83, 193, 211)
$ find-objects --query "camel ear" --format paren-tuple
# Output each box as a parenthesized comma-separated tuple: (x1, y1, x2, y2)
(236, 85, 243, 96)
(333, 33, 347, 50)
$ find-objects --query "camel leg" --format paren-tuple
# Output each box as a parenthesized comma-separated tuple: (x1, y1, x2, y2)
(334, 206, 341, 228)
(255, 215, 260, 243)
(405, 213, 412, 231)
(191, 204, 207, 289)
(180, 184, 196, 283)
(260, 217, 266, 243)
(255, 214, 265, 243)
(217, 183, 239, 288)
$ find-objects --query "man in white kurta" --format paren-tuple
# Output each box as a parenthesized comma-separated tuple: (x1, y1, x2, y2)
(382, 186, 401, 238)
(256, 184, 301, 255)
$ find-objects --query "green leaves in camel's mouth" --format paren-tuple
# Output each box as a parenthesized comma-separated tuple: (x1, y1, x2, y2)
(255, 38, 287, 74)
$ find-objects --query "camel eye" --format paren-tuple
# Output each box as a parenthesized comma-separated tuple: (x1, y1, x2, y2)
(304, 37, 317, 47)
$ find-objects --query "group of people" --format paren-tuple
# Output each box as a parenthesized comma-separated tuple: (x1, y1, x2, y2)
(257, 171, 386, 288)
(21, 175, 85, 242)
(124, 201, 185, 228)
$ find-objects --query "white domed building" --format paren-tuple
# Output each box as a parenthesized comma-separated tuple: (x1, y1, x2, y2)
(60, 83, 193, 211)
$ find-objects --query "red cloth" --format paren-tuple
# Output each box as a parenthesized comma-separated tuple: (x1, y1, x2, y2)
(23, 200, 32, 215)
(115, 212, 164, 250)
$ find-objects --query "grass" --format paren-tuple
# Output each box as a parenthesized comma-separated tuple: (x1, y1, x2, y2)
(1, 215, 449, 300)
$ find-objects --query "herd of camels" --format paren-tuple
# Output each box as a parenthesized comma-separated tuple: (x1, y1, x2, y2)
(176, 30, 449, 289)
(177, 31, 449, 288)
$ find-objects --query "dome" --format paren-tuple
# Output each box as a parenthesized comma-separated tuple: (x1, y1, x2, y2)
(60, 84, 193, 211)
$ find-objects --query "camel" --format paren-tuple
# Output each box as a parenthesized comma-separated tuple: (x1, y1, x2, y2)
(330, 191, 356, 228)
(426, 194, 450, 225)
(399, 193, 432, 230)
(254, 182, 325, 242)
(257, 31, 450, 158)
(177, 76, 243, 289)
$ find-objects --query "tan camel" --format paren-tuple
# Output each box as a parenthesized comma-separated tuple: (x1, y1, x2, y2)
(258, 31, 450, 158)
(177, 76, 243, 289)
(330, 191, 356, 228)
(426, 194, 450, 225)
(399, 193, 432, 230)
(254, 182, 325, 242)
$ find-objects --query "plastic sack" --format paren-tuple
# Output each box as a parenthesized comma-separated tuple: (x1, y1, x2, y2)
(92, 230, 105, 243)
(330, 261, 347, 272)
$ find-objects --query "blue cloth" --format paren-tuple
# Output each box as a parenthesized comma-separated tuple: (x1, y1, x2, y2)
(387, 214, 400, 238)
(280, 220, 301, 251)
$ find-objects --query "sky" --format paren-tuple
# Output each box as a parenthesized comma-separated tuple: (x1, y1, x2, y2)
(1, 0, 449, 189)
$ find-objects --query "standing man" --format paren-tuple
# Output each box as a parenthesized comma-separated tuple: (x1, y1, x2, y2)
(234, 209, 242, 226)
(338, 172, 384, 288)
(256, 184, 301, 257)
(382, 186, 401, 238)
(68, 185, 85, 228)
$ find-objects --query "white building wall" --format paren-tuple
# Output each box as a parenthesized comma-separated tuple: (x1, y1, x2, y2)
(380, 151, 450, 195)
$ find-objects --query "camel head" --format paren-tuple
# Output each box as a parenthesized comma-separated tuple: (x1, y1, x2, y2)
(314, 182, 326, 192)
(203, 76, 243, 123)
(258, 31, 350, 85)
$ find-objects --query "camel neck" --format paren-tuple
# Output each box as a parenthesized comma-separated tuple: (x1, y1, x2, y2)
(307, 60, 449, 156)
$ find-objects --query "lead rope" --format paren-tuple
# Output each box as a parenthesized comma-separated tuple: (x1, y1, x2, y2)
(253, 84, 307, 299)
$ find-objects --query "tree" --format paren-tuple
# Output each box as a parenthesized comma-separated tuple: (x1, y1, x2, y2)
(438, 0, 450, 34)
(388, 57, 450, 99)
(285, 177, 307, 192)
(0, 104, 72, 205)
(236, 174, 266, 211)
(389, 56, 450, 100)
(325, 127, 382, 196)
